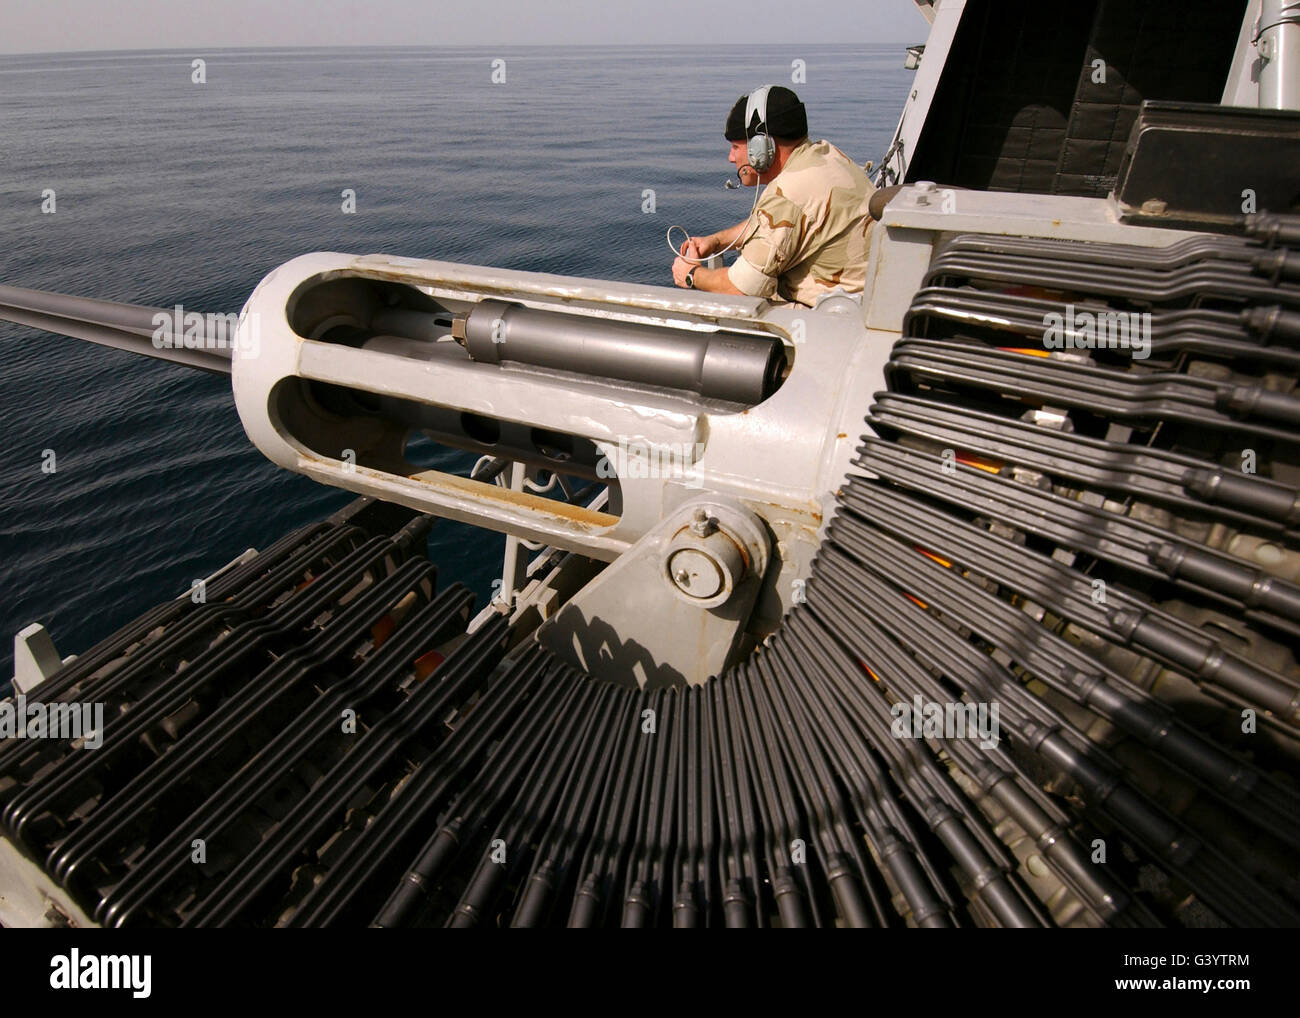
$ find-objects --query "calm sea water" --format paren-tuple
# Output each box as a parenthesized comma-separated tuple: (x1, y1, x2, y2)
(0, 45, 911, 681)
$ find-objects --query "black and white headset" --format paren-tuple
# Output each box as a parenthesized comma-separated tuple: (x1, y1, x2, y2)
(744, 85, 777, 175)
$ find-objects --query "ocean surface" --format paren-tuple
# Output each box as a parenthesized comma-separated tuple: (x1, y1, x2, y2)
(0, 45, 912, 682)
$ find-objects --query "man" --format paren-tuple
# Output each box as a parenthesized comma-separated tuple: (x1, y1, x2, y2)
(672, 85, 876, 308)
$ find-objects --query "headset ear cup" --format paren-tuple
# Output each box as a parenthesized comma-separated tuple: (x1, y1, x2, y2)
(747, 133, 774, 173)
(743, 85, 776, 174)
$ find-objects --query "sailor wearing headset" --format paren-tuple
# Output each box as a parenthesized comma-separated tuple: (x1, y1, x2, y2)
(671, 85, 876, 308)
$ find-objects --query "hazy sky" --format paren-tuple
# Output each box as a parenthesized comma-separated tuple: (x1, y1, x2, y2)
(0, 0, 924, 53)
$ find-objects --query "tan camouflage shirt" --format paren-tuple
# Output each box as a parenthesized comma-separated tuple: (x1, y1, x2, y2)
(727, 139, 876, 308)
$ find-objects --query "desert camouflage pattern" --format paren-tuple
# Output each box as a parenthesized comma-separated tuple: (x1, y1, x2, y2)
(727, 139, 876, 307)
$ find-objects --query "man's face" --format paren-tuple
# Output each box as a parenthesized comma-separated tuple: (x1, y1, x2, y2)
(728, 140, 758, 186)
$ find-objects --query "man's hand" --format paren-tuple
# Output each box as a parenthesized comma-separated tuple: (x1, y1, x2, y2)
(671, 255, 694, 288)
(678, 234, 717, 260)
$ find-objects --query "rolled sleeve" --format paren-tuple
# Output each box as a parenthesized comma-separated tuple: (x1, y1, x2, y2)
(728, 253, 778, 297)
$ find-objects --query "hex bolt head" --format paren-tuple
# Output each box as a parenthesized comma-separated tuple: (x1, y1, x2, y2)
(690, 508, 717, 537)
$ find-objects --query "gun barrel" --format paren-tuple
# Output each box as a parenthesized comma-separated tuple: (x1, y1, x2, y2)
(0, 283, 233, 375)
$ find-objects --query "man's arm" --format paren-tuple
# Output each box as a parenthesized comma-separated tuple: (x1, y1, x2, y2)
(680, 218, 752, 260)
(672, 217, 757, 293)
(705, 218, 752, 255)
(670, 258, 745, 295)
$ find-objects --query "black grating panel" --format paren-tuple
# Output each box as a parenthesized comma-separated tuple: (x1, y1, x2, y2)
(1054, 0, 1250, 197)
(907, 0, 1248, 197)
(907, 0, 1096, 193)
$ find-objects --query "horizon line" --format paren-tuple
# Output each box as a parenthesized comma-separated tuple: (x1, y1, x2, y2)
(0, 41, 918, 58)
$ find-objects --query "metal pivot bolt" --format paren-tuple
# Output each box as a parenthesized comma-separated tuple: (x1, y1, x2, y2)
(669, 547, 728, 599)
(664, 503, 756, 610)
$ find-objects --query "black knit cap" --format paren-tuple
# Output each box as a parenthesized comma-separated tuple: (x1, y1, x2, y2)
(724, 86, 807, 142)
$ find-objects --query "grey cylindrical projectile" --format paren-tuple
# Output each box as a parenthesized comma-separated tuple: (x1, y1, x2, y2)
(457, 299, 786, 404)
